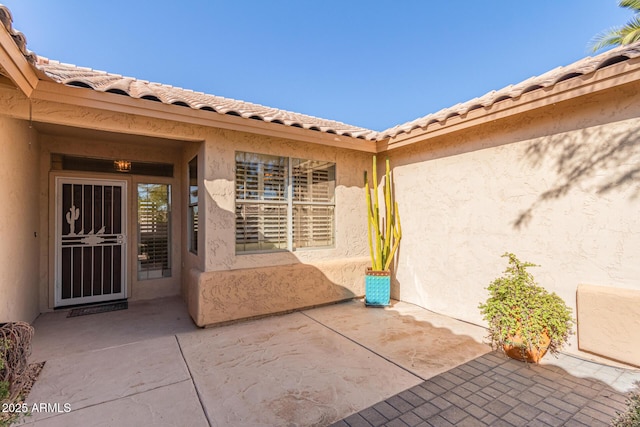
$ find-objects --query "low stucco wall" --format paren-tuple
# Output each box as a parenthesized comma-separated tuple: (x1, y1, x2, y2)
(577, 284, 640, 367)
(0, 116, 40, 322)
(188, 258, 369, 326)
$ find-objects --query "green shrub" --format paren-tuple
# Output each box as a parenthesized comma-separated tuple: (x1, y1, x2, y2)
(478, 253, 574, 359)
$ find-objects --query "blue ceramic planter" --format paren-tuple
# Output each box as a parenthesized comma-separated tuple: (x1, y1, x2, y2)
(365, 269, 391, 306)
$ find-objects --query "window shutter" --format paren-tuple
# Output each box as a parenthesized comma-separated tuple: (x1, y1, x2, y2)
(138, 184, 171, 280)
(236, 153, 335, 252)
(293, 205, 334, 248)
(236, 203, 287, 251)
(235, 159, 259, 200)
(292, 159, 335, 248)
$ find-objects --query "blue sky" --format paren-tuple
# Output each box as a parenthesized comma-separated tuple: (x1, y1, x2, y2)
(2, 1, 631, 131)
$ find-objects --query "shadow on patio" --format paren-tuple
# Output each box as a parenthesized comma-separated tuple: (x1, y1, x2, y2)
(20, 296, 640, 426)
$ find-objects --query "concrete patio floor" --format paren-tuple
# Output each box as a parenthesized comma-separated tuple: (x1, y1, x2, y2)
(19, 297, 640, 426)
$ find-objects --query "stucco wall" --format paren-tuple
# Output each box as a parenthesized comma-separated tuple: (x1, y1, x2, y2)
(201, 128, 371, 272)
(184, 128, 372, 325)
(577, 284, 640, 367)
(1, 87, 373, 323)
(0, 116, 40, 322)
(181, 142, 204, 311)
(387, 83, 640, 360)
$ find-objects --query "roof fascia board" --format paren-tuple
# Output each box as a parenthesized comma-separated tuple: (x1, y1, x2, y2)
(32, 80, 377, 153)
(0, 27, 38, 96)
(378, 58, 640, 152)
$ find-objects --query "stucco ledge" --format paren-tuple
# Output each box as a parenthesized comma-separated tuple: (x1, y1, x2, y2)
(187, 258, 370, 327)
(577, 284, 640, 368)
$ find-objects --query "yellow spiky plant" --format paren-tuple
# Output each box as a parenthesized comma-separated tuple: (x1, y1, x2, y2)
(364, 156, 402, 271)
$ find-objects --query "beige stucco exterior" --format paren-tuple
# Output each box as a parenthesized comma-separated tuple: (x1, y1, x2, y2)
(190, 258, 369, 326)
(387, 81, 640, 364)
(577, 284, 640, 366)
(0, 115, 40, 322)
(1, 8, 639, 366)
(0, 83, 372, 324)
(186, 128, 372, 324)
(200, 129, 371, 272)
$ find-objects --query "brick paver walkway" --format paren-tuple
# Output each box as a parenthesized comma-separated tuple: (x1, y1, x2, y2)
(331, 352, 638, 427)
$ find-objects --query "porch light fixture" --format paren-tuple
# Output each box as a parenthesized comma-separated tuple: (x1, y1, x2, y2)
(114, 160, 132, 173)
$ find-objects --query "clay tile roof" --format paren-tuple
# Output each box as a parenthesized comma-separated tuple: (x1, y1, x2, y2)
(0, 4, 36, 64)
(0, 4, 375, 140)
(34, 58, 378, 140)
(378, 43, 640, 139)
(3, 3, 640, 143)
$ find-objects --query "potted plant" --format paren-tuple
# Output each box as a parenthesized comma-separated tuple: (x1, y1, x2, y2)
(478, 253, 574, 363)
(364, 156, 401, 306)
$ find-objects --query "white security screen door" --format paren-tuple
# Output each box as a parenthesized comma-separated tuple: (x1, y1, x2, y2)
(55, 177, 127, 307)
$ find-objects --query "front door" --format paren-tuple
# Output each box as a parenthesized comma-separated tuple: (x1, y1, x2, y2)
(55, 177, 127, 307)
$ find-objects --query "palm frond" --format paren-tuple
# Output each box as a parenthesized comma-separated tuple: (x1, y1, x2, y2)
(589, 15, 640, 52)
(620, 0, 640, 13)
(589, 26, 624, 52)
(620, 15, 640, 44)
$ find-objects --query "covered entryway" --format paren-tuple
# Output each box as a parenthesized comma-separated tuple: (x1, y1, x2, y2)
(54, 177, 127, 307)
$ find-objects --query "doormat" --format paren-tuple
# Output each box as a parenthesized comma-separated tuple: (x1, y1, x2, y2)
(67, 301, 128, 318)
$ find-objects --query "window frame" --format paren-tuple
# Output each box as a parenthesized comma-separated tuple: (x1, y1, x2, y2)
(235, 152, 336, 254)
(136, 182, 172, 280)
(187, 156, 198, 255)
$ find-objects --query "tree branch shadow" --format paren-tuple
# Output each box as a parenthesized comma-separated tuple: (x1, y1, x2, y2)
(514, 126, 640, 229)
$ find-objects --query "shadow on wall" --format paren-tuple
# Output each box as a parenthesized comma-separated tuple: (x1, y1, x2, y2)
(514, 126, 640, 229)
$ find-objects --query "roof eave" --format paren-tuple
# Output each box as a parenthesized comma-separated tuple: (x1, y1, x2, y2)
(377, 57, 640, 152)
(31, 80, 378, 152)
(0, 22, 38, 96)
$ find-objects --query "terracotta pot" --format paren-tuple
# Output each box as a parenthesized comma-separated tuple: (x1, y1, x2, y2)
(502, 331, 550, 363)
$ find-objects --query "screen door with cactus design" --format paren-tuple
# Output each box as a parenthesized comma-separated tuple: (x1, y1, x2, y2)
(55, 177, 127, 307)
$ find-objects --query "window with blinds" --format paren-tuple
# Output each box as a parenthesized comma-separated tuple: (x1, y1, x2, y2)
(137, 184, 171, 280)
(235, 152, 335, 253)
(188, 156, 198, 254)
(292, 159, 335, 248)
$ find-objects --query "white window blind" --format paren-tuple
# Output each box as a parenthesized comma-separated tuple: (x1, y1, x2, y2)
(137, 184, 171, 280)
(235, 153, 335, 253)
(188, 156, 198, 254)
(292, 159, 335, 248)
